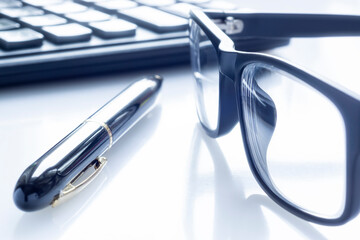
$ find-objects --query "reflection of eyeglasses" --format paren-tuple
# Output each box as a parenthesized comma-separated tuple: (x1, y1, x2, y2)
(186, 125, 326, 239)
(189, 9, 360, 225)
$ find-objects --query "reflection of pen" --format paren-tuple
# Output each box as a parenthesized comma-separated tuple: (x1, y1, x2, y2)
(14, 75, 163, 212)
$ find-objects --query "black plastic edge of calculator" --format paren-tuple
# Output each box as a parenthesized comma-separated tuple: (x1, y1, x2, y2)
(0, 37, 190, 86)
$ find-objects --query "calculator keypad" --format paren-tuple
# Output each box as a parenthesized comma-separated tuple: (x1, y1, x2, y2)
(0, 0, 238, 50)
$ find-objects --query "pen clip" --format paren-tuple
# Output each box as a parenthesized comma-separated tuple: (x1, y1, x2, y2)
(51, 156, 107, 207)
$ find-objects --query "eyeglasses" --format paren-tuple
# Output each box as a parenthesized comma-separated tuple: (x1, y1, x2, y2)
(189, 9, 360, 225)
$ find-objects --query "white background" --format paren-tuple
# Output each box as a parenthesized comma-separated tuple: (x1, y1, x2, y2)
(2, 0, 360, 239)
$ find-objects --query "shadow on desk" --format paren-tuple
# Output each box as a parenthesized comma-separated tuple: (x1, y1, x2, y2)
(13, 106, 162, 240)
(185, 124, 326, 240)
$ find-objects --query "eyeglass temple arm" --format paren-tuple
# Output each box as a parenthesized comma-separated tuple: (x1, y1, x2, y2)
(228, 13, 360, 38)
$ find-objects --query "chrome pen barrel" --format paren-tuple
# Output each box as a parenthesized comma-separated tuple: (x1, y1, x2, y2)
(13, 75, 162, 211)
(89, 74, 162, 146)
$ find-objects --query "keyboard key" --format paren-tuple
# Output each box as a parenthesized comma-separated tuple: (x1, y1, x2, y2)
(1, 6, 44, 18)
(135, 0, 175, 7)
(66, 9, 112, 23)
(0, 18, 20, 30)
(90, 18, 136, 38)
(0, 0, 22, 8)
(119, 6, 188, 33)
(42, 23, 92, 43)
(95, 0, 138, 13)
(20, 14, 67, 27)
(200, 1, 237, 10)
(0, 28, 43, 49)
(161, 3, 199, 18)
(22, 0, 64, 7)
(45, 2, 88, 15)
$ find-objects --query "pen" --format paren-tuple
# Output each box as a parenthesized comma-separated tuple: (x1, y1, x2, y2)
(13, 75, 162, 212)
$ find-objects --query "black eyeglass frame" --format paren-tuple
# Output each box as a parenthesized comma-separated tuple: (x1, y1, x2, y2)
(190, 9, 360, 225)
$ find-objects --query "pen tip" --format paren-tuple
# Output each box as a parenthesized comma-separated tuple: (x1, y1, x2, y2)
(153, 74, 163, 81)
(151, 75, 163, 84)
(148, 75, 163, 89)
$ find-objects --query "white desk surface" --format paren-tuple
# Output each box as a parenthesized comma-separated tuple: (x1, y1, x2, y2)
(2, 1, 360, 239)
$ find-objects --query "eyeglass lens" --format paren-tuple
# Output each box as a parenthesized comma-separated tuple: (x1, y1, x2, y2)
(241, 63, 346, 218)
(190, 20, 220, 131)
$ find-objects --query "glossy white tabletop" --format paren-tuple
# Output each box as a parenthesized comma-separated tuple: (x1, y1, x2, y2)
(2, 0, 360, 239)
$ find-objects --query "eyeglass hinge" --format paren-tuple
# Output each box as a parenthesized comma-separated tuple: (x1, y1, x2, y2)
(225, 16, 244, 35)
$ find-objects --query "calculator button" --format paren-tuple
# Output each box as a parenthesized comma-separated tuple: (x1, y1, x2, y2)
(42, 23, 92, 43)
(90, 19, 136, 38)
(200, 1, 237, 10)
(22, 0, 65, 7)
(0, 28, 43, 50)
(161, 3, 199, 18)
(95, 0, 138, 13)
(0, 0, 22, 8)
(20, 14, 67, 27)
(119, 6, 188, 33)
(178, 0, 211, 4)
(135, 0, 175, 7)
(0, 18, 20, 31)
(66, 9, 112, 23)
(1, 6, 44, 18)
(44, 2, 88, 15)
(75, 0, 109, 6)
